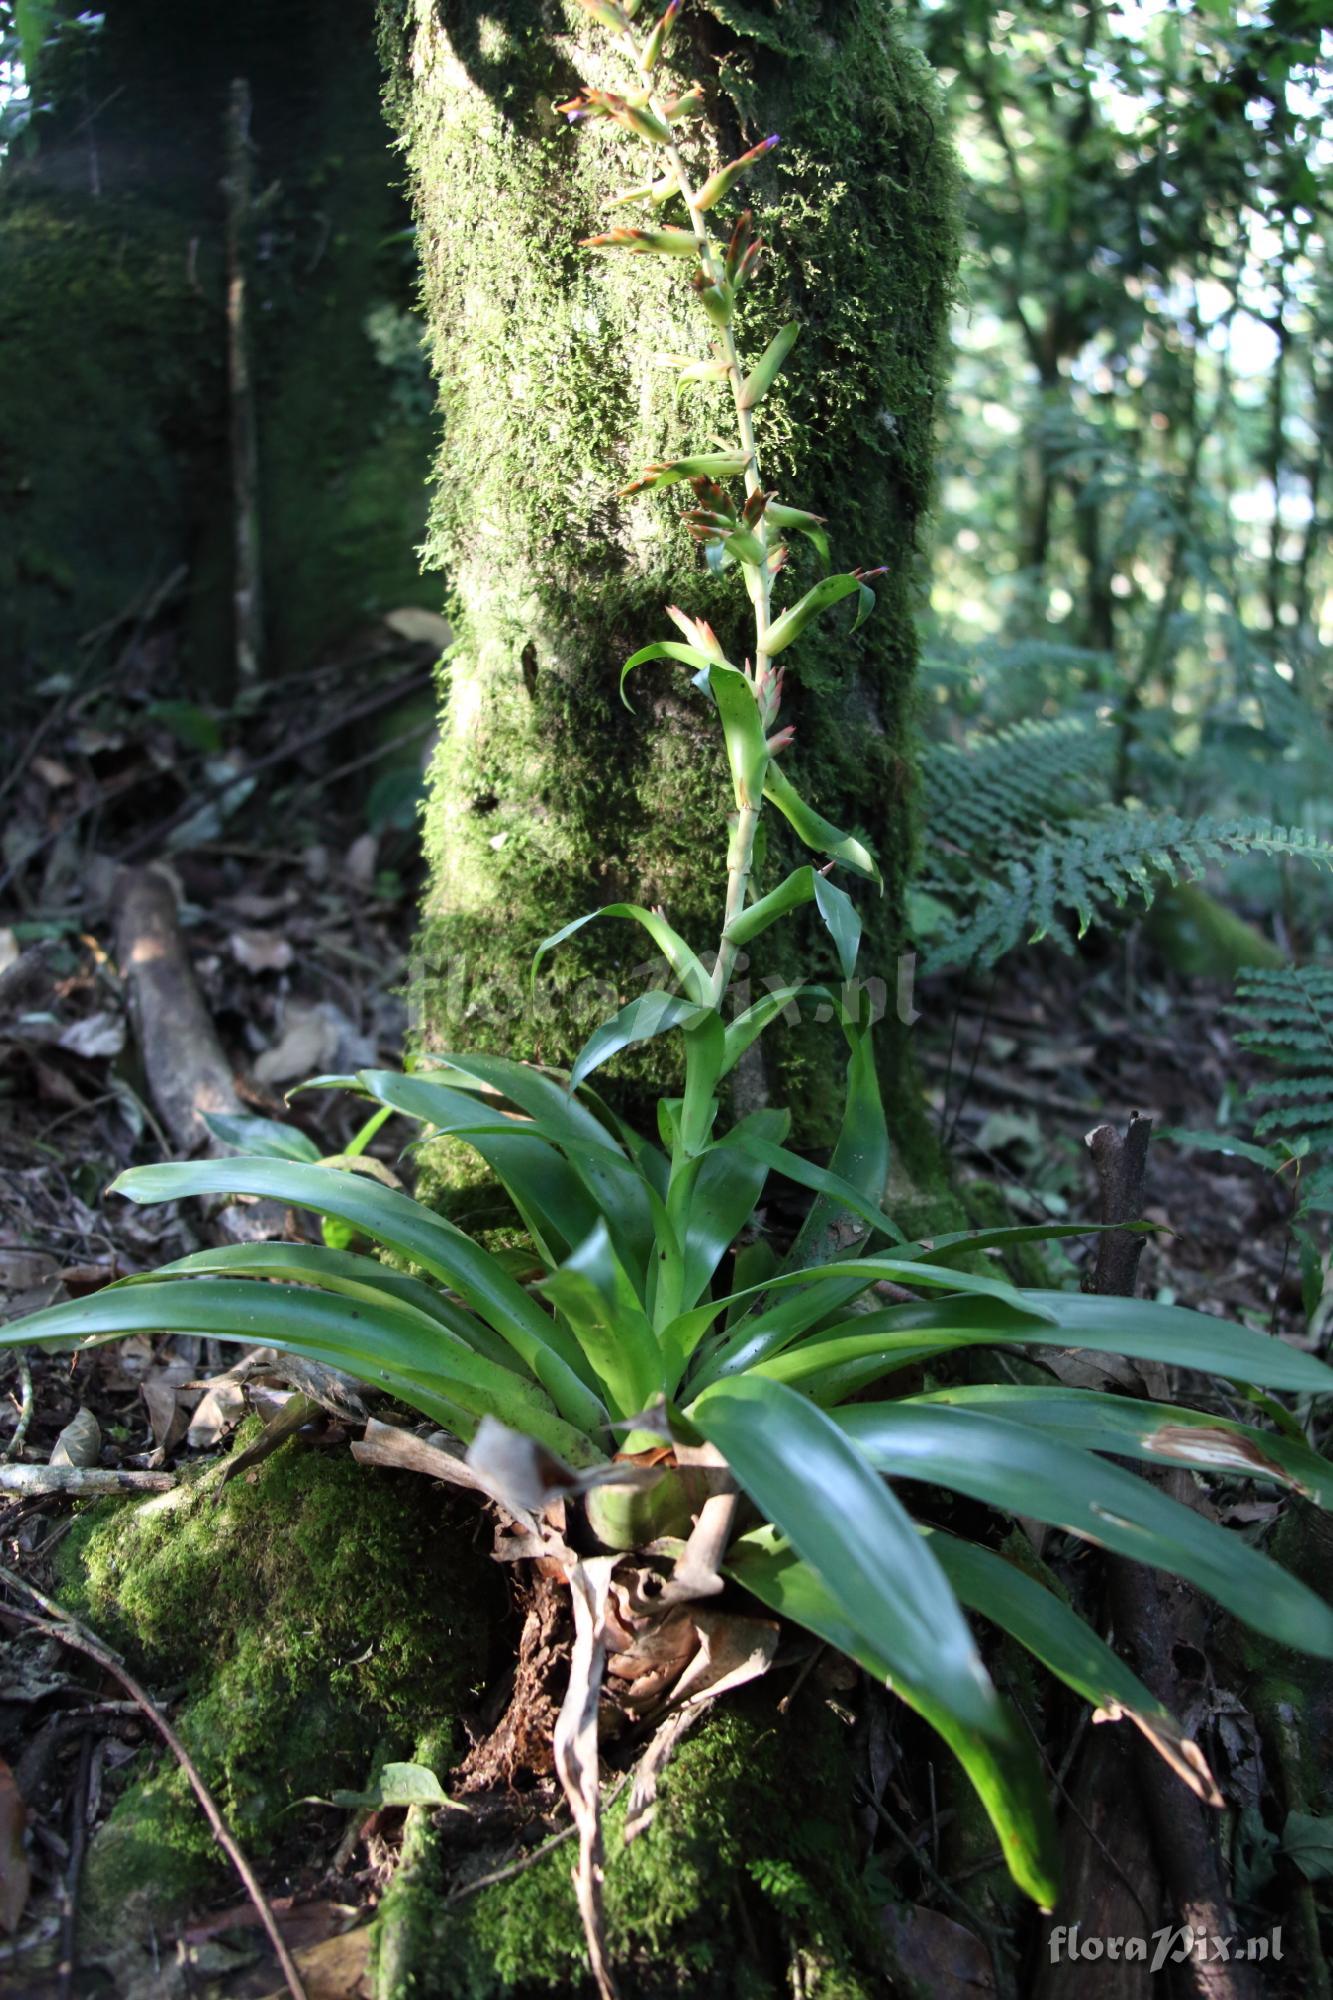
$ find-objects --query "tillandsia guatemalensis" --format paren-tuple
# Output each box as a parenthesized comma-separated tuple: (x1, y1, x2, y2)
(9, 0, 1333, 1968)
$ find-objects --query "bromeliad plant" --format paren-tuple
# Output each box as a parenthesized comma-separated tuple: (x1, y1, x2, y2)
(10, 0, 1333, 1945)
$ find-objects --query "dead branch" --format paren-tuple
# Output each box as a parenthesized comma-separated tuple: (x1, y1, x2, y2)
(1088, 1116, 1258, 2000)
(0, 1465, 176, 1496)
(115, 865, 242, 1154)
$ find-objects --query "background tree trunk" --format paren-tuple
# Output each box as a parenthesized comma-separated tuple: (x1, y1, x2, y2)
(1, 0, 438, 695)
(383, 0, 958, 1170)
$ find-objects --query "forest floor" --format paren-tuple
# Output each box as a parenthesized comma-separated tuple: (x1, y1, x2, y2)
(0, 628, 1326, 1997)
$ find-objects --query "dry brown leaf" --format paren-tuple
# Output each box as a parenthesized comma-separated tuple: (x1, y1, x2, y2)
(50, 1405, 101, 1468)
(229, 929, 295, 974)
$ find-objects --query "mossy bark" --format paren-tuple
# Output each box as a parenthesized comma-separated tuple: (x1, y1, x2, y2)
(372, 1690, 882, 1999)
(383, 0, 958, 1160)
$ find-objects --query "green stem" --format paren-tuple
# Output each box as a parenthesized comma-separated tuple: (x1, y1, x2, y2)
(622, 28, 772, 1012)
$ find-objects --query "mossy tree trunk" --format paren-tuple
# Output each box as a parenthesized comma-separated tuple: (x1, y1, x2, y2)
(383, 0, 958, 1165)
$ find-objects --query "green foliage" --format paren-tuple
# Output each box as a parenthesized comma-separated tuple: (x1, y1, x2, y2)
(12, 8, 1333, 1970)
(924, 809, 1333, 974)
(920, 713, 1111, 854)
(1234, 964, 1333, 1224)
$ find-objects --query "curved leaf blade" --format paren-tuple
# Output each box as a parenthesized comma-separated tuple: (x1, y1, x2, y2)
(728, 1527, 1060, 1908)
(763, 764, 881, 884)
(691, 1375, 1008, 1742)
(837, 1403, 1333, 1658)
(109, 1158, 608, 1437)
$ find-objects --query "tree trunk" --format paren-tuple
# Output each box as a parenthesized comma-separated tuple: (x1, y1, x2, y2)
(383, 0, 959, 1169)
(1, 0, 438, 694)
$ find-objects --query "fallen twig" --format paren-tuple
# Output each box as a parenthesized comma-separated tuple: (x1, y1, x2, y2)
(0, 1570, 307, 2000)
(58, 1731, 94, 2000)
(0, 1465, 176, 1496)
(116, 865, 244, 1155)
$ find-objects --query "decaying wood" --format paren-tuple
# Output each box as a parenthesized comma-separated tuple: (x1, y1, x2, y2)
(1084, 1112, 1153, 1297)
(0, 1465, 176, 1496)
(1034, 1730, 1158, 2000)
(1089, 1114, 1258, 2000)
(115, 866, 242, 1154)
(458, 1569, 570, 1793)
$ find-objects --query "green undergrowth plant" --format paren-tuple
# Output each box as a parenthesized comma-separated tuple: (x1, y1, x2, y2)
(1167, 961, 1333, 1319)
(913, 657, 1333, 973)
(11, 1, 1333, 1980)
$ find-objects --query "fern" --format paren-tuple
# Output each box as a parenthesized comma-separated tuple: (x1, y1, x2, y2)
(923, 815, 1333, 975)
(921, 714, 1112, 854)
(1233, 967, 1333, 1182)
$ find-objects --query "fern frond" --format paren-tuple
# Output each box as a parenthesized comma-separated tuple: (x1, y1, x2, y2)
(920, 715, 1113, 855)
(924, 816, 1333, 975)
(1233, 967, 1333, 1172)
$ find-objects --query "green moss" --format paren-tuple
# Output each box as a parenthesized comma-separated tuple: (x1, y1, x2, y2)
(382, 0, 959, 1179)
(372, 1693, 881, 1998)
(58, 1429, 501, 1940)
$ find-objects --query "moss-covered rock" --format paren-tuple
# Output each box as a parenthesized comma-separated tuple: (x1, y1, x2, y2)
(373, 1691, 882, 1998)
(57, 1431, 502, 1944)
(382, 0, 958, 1166)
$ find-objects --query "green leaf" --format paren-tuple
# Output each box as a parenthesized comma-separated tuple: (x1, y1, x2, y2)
(720, 1132, 905, 1248)
(1159, 1127, 1286, 1171)
(777, 1005, 890, 1276)
(700, 663, 770, 809)
(201, 1111, 322, 1162)
(857, 1289, 1333, 1396)
(766, 502, 830, 569)
(130, 1241, 521, 1370)
(813, 873, 861, 982)
(764, 573, 871, 656)
(728, 1528, 1060, 1909)
(533, 905, 711, 1007)
(326, 1762, 459, 1812)
(537, 1223, 663, 1420)
(721, 984, 833, 1077)
(5, 1278, 600, 1463)
(620, 640, 728, 708)
(667, 1110, 781, 1325)
(739, 321, 799, 410)
(1283, 1811, 1333, 1881)
(688, 1261, 1055, 1395)
(837, 1403, 1333, 1657)
(926, 1532, 1213, 1798)
(692, 1376, 1009, 1744)
(109, 1159, 609, 1438)
(571, 991, 706, 1091)
(621, 450, 749, 497)
(724, 867, 819, 950)
(763, 764, 881, 884)
(916, 1384, 1333, 1507)
(356, 1070, 602, 1273)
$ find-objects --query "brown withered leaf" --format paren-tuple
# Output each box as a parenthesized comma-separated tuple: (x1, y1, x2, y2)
(50, 1405, 101, 1468)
